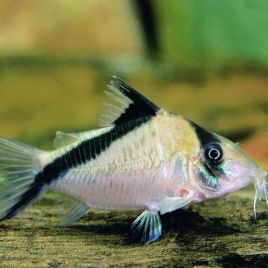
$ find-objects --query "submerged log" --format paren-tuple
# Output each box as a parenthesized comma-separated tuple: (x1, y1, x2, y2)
(0, 188, 267, 267)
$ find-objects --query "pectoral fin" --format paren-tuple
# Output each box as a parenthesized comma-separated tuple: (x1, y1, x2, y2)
(131, 210, 162, 245)
(159, 191, 194, 215)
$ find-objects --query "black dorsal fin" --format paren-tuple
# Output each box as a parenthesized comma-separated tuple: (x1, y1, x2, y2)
(97, 76, 160, 127)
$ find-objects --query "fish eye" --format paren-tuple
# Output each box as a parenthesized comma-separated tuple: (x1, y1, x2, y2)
(204, 143, 224, 165)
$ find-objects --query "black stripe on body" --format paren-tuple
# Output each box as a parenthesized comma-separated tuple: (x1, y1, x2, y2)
(35, 116, 153, 186)
(3, 77, 160, 219)
(188, 120, 220, 147)
(2, 183, 42, 220)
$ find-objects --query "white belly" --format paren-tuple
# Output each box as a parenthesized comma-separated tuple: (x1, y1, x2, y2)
(51, 161, 180, 211)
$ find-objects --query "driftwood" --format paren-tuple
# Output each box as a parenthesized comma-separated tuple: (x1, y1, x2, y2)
(0, 188, 267, 267)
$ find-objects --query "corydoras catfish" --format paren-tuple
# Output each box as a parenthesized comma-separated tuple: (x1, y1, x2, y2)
(0, 76, 267, 244)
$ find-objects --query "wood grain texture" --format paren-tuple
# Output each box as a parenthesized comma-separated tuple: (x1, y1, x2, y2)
(0, 188, 267, 267)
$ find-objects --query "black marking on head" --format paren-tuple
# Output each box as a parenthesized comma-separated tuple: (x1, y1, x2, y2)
(35, 116, 152, 186)
(188, 120, 220, 147)
(199, 165, 219, 190)
(110, 76, 160, 125)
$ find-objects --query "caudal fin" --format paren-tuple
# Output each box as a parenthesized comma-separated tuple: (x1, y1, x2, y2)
(0, 137, 46, 220)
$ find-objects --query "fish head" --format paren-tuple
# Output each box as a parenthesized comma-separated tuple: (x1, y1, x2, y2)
(190, 124, 267, 201)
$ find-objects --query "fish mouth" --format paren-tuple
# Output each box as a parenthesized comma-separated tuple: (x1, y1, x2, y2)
(253, 170, 268, 218)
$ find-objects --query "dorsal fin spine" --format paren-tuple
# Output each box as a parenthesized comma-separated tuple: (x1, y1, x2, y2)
(110, 76, 159, 111)
(97, 76, 160, 127)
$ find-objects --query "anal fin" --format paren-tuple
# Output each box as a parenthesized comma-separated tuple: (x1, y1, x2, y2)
(59, 197, 89, 227)
(131, 210, 162, 245)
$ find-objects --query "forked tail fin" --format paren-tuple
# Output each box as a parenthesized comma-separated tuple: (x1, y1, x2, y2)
(0, 137, 46, 220)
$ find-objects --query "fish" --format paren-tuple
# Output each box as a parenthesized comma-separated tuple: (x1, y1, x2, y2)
(0, 76, 267, 244)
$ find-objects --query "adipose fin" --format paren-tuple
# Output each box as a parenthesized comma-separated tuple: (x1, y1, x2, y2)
(53, 127, 113, 149)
